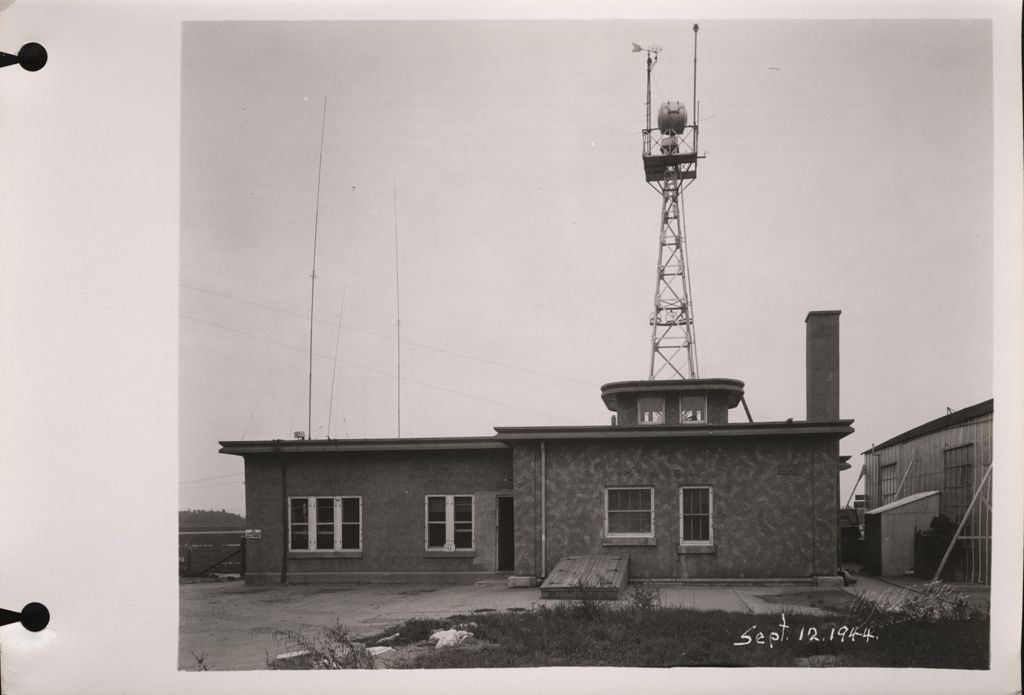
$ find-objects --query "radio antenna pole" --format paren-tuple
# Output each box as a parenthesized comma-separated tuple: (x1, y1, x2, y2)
(308, 97, 327, 438)
(327, 285, 347, 439)
(693, 24, 699, 126)
(393, 180, 402, 437)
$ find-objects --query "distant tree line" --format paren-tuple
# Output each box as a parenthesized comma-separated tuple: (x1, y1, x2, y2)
(179, 508, 246, 528)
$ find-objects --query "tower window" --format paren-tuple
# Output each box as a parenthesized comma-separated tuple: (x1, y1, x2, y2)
(679, 394, 707, 423)
(638, 395, 665, 424)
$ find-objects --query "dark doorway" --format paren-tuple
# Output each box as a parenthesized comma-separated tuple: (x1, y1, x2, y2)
(497, 496, 515, 571)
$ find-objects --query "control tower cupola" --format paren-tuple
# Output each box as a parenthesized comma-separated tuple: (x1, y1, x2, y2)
(601, 378, 745, 426)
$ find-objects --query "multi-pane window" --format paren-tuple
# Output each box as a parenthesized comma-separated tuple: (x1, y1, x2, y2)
(606, 487, 654, 536)
(942, 445, 975, 523)
(340, 495, 361, 549)
(289, 496, 361, 552)
(680, 486, 713, 544)
(880, 463, 898, 505)
(679, 394, 707, 423)
(425, 495, 474, 550)
(638, 395, 665, 424)
(290, 498, 311, 550)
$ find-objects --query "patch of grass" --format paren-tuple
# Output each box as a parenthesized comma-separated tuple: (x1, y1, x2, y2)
(254, 621, 375, 669)
(838, 582, 990, 669)
(189, 650, 213, 671)
(861, 618, 988, 669)
(406, 605, 791, 668)
(629, 583, 665, 611)
(359, 615, 478, 647)
(394, 599, 989, 669)
(269, 583, 989, 670)
(846, 582, 988, 625)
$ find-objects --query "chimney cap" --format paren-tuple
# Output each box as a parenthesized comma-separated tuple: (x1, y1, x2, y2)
(805, 310, 841, 322)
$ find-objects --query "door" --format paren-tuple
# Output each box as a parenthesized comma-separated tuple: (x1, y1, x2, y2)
(496, 496, 515, 572)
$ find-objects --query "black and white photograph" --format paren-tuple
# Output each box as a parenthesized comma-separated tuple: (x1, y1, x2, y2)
(1, 2, 1021, 694)
(177, 15, 999, 670)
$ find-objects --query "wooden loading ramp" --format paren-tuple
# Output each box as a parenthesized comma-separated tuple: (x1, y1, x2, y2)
(540, 555, 629, 600)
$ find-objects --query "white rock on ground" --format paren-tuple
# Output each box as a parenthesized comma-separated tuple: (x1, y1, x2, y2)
(428, 629, 474, 649)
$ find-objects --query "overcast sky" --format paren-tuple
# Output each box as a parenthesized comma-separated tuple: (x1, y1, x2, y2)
(179, 19, 992, 514)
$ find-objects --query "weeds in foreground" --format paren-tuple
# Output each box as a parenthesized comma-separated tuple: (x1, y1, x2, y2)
(245, 583, 990, 670)
(630, 583, 665, 610)
(253, 620, 374, 670)
(189, 650, 213, 671)
(836, 584, 991, 670)
(562, 575, 616, 618)
(404, 600, 989, 670)
(846, 582, 988, 627)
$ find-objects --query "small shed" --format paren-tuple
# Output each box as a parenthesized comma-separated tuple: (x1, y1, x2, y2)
(863, 491, 939, 576)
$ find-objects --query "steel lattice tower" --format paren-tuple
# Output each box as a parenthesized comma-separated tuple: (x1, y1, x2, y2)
(636, 26, 702, 380)
(649, 170, 697, 379)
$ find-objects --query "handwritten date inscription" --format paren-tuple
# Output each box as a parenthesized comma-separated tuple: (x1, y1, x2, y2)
(732, 613, 879, 648)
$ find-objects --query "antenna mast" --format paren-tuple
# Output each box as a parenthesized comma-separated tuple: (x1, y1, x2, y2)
(327, 285, 346, 439)
(636, 25, 702, 380)
(308, 97, 327, 438)
(393, 181, 402, 437)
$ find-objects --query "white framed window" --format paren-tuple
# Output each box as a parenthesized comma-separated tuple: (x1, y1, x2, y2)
(638, 395, 665, 424)
(605, 487, 654, 537)
(425, 495, 474, 550)
(289, 496, 362, 552)
(679, 394, 707, 423)
(679, 486, 713, 545)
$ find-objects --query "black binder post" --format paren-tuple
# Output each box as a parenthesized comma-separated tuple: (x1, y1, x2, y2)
(0, 42, 47, 72)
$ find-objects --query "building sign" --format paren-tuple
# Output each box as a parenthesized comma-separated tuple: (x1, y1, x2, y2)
(245, 529, 262, 539)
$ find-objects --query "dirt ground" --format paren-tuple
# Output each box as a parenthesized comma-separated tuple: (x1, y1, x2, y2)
(178, 578, 543, 671)
(178, 578, 871, 671)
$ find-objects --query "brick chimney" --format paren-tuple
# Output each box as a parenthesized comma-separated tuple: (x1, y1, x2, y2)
(805, 310, 841, 421)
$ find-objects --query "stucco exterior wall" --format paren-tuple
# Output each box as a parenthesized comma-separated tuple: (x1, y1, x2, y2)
(243, 449, 512, 583)
(512, 442, 541, 577)
(512, 436, 839, 580)
(706, 393, 731, 424)
(614, 394, 640, 426)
